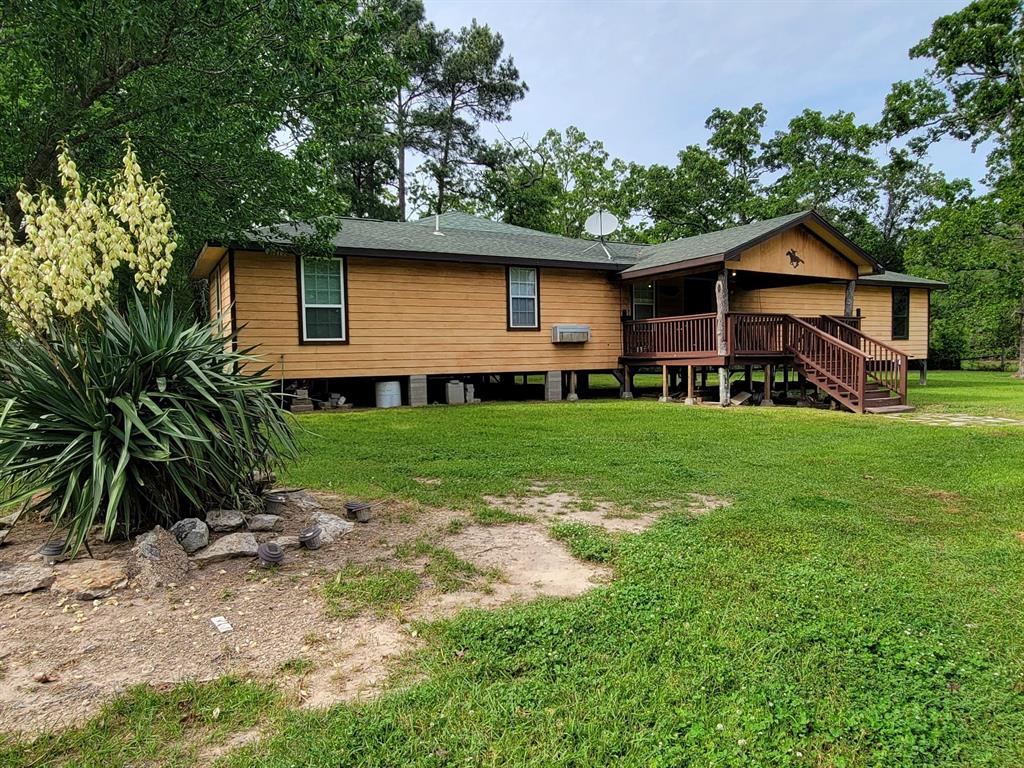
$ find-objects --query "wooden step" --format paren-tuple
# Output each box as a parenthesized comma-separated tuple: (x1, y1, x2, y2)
(868, 403, 917, 415)
(865, 396, 901, 408)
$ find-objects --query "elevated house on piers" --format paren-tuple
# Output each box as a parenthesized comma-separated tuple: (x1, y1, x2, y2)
(193, 210, 943, 414)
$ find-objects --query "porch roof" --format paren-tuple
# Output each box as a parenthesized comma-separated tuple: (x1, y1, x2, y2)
(620, 210, 882, 279)
(858, 270, 947, 289)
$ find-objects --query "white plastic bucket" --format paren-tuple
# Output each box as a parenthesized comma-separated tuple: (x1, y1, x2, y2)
(375, 380, 402, 408)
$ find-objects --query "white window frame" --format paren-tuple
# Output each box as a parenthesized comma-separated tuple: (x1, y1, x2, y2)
(299, 256, 347, 342)
(632, 281, 655, 320)
(507, 266, 539, 329)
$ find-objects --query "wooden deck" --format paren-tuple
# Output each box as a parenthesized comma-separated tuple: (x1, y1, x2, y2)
(621, 312, 909, 413)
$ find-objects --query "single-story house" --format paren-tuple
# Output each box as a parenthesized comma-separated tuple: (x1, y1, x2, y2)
(192, 210, 944, 413)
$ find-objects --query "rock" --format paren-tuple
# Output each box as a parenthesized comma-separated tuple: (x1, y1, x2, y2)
(192, 532, 258, 565)
(246, 514, 281, 532)
(169, 518, 209, 553)
(312, 511, 354, 545)
(0, 562, 55, 595)
(0, 528, 9, 546)
(268, 489, 321, 516)
(127, 526, 189, 588)
(206, 509, 244, 532)
(270, 535, 301, 551)
(51, 558, 127, 600)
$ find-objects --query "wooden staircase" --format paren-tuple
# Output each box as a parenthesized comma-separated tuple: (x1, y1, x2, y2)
(784, 315, 912, 414)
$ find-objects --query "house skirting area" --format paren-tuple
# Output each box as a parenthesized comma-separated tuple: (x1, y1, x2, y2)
(277, 361, 883, 411)
(280, 369, 620, 410)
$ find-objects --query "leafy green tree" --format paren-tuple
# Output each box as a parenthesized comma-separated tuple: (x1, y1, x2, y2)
(296, 112, 399, 222)
(905, 190, 1022, 365)
(883, 0, 1024, 375)
(415, 20, 526, 214)
(380, 0, 445, 221)
(480, 127, 629, 238)
(763, 109, 879, 218)
(477, 138, 562, 232)
(627, 105, 768, 240)
(0, 0, 402, 293)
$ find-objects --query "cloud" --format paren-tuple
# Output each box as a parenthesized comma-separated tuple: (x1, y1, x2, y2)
(425, 0, 985, 183)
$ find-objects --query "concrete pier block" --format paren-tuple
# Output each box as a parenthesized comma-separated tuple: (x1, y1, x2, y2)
(544, 371, 562, 401)
(409, 375, 428, 407)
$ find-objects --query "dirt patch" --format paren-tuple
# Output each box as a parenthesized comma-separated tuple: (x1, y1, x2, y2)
(0, 488, 727, 734)
(898, 486, 965, 514)
(484, 488, 728, 532)
(0, 497, 450, 734)
(414, 523, 611, 618)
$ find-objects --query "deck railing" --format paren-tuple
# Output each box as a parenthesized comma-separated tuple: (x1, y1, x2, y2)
(622, 313, 717, 359)
(811, 315, 862, 347)
(728, 313, 786, 355)
(822, 317, 908, 401)
(784, 315, 868, 412)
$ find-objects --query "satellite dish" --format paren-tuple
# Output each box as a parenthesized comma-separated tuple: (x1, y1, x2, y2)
(584, 210, 620, 239)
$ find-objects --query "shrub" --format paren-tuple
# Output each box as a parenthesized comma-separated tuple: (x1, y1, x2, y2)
(0, 295, 296, 552)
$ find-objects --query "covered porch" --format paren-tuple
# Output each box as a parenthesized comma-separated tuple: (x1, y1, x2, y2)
(613, 212, 912, 413)
(618, 263, 909, 413)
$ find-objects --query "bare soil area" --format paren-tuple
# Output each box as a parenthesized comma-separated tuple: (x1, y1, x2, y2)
(0, 488, 725, 734)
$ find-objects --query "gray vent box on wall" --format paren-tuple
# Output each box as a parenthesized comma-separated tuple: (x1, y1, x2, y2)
(551, 324, 590, 343)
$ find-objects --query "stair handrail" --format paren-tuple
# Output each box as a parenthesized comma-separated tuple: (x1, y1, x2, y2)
(784, 314, 868, 413)
(821, 315, 908, 402)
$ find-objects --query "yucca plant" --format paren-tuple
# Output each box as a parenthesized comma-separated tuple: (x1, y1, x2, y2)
(0, 295, 297, 553)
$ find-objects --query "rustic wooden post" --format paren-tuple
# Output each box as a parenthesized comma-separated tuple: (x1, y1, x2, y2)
(621, 365, 633, 400)
(762, 365, 774, 406)
(919, 360, 928, 386)
(716, 267, 730, 406)
(567, 371, 579, 402)
(844, 280, 856, 317)
(686, 365, 696, 405)
(718, 366, 731, 405)
(660, 365, 670, 402)
(782, 365, 790, 398)
(744, 365, 753, 391)
(715, 267, 729, 356)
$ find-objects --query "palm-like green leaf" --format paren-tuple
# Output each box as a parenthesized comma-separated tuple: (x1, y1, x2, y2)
(0, 295, 297, 554)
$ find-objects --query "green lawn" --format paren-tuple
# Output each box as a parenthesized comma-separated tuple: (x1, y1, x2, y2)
(909, 370, 1024, 419)
(5, 371, 1024, 767)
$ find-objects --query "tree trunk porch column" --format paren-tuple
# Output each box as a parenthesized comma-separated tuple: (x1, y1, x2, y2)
(715, 267, 730, 406)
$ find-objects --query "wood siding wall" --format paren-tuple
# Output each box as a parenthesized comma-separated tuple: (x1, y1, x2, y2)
(731, 283, 930, 358)
(233, 251, 626, 379)
(855, 286, 929, 359)
(207, 255, 232, 337)
(732, 283, 847, 316)
(733, 227, 857, 280)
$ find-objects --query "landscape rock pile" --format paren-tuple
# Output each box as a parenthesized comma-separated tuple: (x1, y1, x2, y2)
(0, 488, 356, 600)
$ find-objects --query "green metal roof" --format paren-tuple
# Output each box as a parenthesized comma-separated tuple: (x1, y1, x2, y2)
(858, 270, 946, 289)
(247, 214, 645, 269)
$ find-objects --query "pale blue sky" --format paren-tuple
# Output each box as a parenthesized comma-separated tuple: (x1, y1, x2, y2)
(426, 0, 986, 185)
